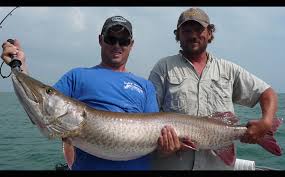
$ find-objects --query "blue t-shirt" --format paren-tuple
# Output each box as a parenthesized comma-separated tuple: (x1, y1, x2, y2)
(53, 65, 159, 170)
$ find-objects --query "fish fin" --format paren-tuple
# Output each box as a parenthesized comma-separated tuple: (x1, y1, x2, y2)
(213, 143, 236, 166)
(257, 118, 283, 156)
(209, 112, 239, 125)
(180, 138, 198, 151)
(181, 143, 198, 151)
(62, 139, 75, 169)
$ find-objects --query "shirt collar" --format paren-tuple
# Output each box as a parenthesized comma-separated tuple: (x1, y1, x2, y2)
(178, 50, 213, 64)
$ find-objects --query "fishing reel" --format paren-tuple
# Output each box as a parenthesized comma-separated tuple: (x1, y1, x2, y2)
(0, 7, 21, 78)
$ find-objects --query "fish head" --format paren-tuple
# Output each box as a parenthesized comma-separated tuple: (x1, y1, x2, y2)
(11, 69, 81, 138)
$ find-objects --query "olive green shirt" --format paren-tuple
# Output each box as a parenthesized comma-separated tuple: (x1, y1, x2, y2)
(148, 52, 270, 170)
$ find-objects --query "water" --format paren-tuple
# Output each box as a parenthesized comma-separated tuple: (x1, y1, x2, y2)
(234, 94, 285, 170)
(0, 92, 65, 170)
(0, 92, 284, 170)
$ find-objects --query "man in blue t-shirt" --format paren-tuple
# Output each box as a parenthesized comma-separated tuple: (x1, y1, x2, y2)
(1, 16, 159, 170)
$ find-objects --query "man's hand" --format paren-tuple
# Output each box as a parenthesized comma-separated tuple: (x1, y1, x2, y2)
(240, 119, 272, 144)
(157, 125, 196, 157)
(1, 39, 28, 74)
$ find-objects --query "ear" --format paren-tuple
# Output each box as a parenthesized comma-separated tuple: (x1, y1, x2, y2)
(208, 29, 213, 37)
(207, 28, 213, 43)
(99, 35, 103, 46)
(174, 29, 180, 42)
(130, 39, 134, 48)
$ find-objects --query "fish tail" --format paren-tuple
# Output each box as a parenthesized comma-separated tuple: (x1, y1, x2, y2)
(257, 118, 283, 156)
(213, 143, 236, 166)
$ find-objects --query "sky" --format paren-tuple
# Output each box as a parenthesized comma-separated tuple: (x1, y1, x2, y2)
(0, 7, 285, 93)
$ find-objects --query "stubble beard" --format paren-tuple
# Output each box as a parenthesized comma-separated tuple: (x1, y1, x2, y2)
(181, 42, 208, 57)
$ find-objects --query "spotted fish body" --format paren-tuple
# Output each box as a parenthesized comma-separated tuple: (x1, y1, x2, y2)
(11, 68, 282, 165)
(68, 110, 247, 161)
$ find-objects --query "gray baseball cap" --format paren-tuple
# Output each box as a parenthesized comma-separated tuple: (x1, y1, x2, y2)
(177, 8, 210, 29)
(101, 16, 133, 38)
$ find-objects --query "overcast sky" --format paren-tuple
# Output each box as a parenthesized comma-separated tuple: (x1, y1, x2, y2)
(0, 7, 284, 93)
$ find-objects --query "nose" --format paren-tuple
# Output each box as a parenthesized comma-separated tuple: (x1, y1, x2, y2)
(114, 41, 120, 47)
(110, 40, 121, 48)
(190, 35, 198, 41)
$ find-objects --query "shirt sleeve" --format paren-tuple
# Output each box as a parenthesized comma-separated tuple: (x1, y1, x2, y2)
(143, 80, 159, 113)
(232, 64, 270, 108)
(53, 69, 76, 98)
(148, 61, 166, 111)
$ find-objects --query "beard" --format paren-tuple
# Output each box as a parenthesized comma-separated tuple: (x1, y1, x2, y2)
(180, 39, 208, 57)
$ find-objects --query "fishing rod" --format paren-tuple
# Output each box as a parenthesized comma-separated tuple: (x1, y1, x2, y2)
(0, 6, 21, 78)
(0, 6, 20, 28)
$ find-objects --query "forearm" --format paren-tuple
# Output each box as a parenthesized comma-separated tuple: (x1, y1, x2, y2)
(259, 87, 278, 128)
(240, 87, 278, 143)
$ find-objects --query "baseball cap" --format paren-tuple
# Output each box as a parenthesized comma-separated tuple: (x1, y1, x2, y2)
(177, 8, 210, 29)
(101, 16, 133, 38)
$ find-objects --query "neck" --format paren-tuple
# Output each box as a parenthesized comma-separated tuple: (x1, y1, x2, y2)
(182, 51, 208, 64)
(182, 51, 208, 77)
(99, 62, 127, 72)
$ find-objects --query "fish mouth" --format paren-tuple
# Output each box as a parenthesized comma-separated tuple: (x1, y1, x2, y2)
(11, 71, 58, 138)
(12, 69, 43, 104)
(11, 69, 45, 127)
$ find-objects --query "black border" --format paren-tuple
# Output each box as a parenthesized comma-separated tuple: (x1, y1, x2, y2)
(1, 0, 284, 176)
(1, 0, 285, 6)
(0, 170, 282, 177)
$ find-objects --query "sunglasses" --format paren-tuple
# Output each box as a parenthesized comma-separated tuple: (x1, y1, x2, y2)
(103, 35, 132, 46)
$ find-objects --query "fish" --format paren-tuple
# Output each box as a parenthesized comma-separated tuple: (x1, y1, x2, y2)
(10, 68, 283, 166)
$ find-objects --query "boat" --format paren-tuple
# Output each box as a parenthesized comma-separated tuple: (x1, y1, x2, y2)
(54, 158, 280, 171)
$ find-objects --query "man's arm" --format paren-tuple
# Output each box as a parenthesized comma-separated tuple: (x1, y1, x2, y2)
(53, 73, 76, 169)
(260, 87, 278, 128)
(241, 87, 278, 144)
(149, 64, 196, 156)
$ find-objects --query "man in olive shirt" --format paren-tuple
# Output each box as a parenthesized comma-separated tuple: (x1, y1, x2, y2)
(149, 8, 278, 170)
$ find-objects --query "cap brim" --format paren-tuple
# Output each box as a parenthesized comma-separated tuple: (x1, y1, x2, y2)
(178, 19, 209, 28)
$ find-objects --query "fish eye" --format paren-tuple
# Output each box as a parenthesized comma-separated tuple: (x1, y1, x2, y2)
(46, 88, 53, 94)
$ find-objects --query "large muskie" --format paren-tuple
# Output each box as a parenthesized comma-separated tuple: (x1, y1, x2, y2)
(11, 68, 283, 166)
